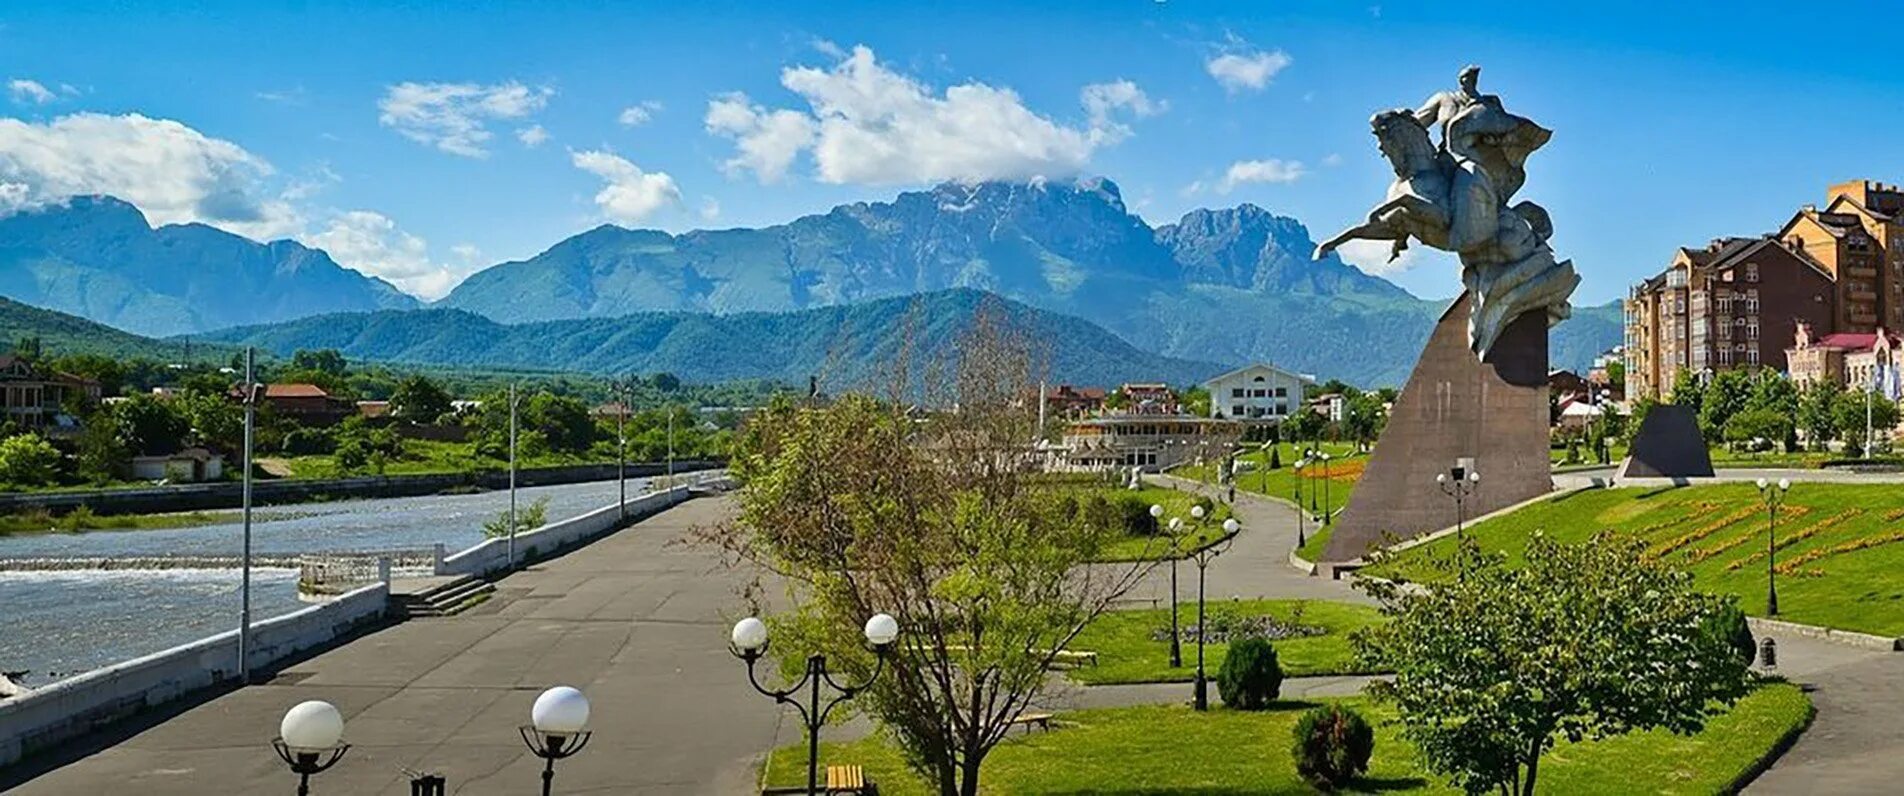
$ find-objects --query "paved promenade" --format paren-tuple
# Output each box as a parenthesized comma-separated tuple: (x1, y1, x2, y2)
(3, 496, 774, 795)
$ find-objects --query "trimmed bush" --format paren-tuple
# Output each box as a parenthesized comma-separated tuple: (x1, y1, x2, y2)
(1705, 602, 1756, 666)
(1215, 636, 1283, 709)
(1292, 704, 1375, 790)
(1269, 446, 1282, 470)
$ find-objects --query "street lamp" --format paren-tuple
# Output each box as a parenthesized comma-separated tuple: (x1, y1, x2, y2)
(1436, 462, 1481, 542)
(1316, 451, 1334, 525)
(1164, 512, 1185, 668)
(731, 613, 898, 795)
(1757, 477, 1791, 616)
(520, 686, 592, 796)
(1303, 448, 1320, 514)
(1293, 458, 1310, 549)
(609, 376, 632, 521)
(273, 700, 349, 796)
(1191, 517, 1242, 710)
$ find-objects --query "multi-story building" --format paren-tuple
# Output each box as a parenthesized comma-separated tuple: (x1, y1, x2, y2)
(1777, 180, 1904, 333)
(1787, 324, 1901, 393)
(1624, 237, 1838, 401)
(0, 354, 100, 438)
(1202, 363, 1313, 422)
(1055, 415, 1244, 472)
(1116, 383, 1180, 415)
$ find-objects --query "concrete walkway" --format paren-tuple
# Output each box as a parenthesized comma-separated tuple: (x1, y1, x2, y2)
(1744, 629, 1902, 794)
(1135, 475, 1373, 606)
(3, 496, 775, 796)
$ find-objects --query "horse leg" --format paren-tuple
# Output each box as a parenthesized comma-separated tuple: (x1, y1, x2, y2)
(1314, 221, 1402, 261)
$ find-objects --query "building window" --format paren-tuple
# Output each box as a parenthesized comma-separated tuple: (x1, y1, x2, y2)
(1274, 387, 1287, 398)
(1747, 322, 1758, 340)
(1745, 263, 1759, 282)
(1231, 388, 1244, 398)
(1252, 389, 1267, 398)
(1747, 348, 1760, 365)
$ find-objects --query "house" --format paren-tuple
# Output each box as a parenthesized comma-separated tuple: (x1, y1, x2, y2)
(1040, 385, 1106, 419)
(1203, 363, 1314, 422)
(243, 383, 353, 425)
(1555, 396, 1605, 431)
(130, 447, 225, 482)
(0, 354, 99, 439)
(1787, 323, 1902, 396)
(356, 400, 391, 419)
(1055, 415, 1245, 473)
(1116, 383, 1180, 415)
(1307, 393, 1348, 423)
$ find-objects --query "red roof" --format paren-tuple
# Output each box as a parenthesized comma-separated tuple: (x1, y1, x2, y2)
(1813, 332, 1900, 352)
(264, 383, 331, 398)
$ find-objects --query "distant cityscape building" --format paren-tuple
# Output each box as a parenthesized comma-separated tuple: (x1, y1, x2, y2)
(1040, 384, 1107, 419)
(1787, 324, 1901, 393)
(1056, 415, 1243, 472)
(1115, 383, 1181, 415)
(1626, 180, 1904, 401)
(0, 354, 99, 439)
(243, 383, 354, 425)
(1201, 363, 1314, 422)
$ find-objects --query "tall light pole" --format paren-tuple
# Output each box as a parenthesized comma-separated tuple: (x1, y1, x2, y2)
(1757, 477, 1790, 616)
(731, 614, 897, 795)
(1293, 457, 1309, 550)
(1150, 503, 1181, 668)
(1436, 461, 1480, 542)
(239, 347, 259, 684)
(610, 376, 629, 521)
(507, 382, 520, 568)
(1192, 517, 1241, 710)
(667, 403, 675, 480)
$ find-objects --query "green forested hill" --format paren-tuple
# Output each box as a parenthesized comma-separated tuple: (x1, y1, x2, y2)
(0, 296, 229, 362)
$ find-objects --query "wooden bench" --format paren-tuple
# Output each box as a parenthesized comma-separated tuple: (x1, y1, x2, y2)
(825, 764, 874, 794)
(1010, 712, 1055, 733)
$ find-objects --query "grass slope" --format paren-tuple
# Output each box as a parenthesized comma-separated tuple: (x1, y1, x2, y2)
(1179, 441, 1363, 562)
(1366, 483, 1904, 636)
(762, 683, 1810, 794)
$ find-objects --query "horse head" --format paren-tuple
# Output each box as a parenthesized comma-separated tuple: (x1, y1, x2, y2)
(1369, 109, 1440, 178)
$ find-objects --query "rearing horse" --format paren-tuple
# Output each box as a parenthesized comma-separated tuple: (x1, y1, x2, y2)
(1313, 109, 1455, 263)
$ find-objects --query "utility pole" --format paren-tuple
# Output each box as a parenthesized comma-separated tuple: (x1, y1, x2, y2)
(239, 347, 257, 684)
(613, 376, 628, 521)
(508, 382, 519, 568)
(666, 405, 675, 480)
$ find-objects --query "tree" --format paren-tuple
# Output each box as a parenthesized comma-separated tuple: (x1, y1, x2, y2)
(1696, 368, 1752, 443)
(1284, 408, 1325, 445)
(698, 313, 1149, 796)
(482, 496, 549, 538)
(110, 394, 190, 456)
(1179, 385, 1212, 417)
(1745, 374, 1800, 451)
(1668, 368, 1705, 417)
(74, 411, 129, 483)
(178, 390, 244, 452)
(11, 335, 43, 365)
(390, 375, 453, 422)
(1294, 704, 1375, 791)
(1834, 390, 1900, 455)
(1341, 392, 1387, 451)
(648, 372, 681, 392)
(1722, 408, 1791, 452)
(1797, 379, 1843, 450)
(1216, 636, 1284, 709)
(1355, 535, 1751, 796)
(1605, 361, 1626, 391)
(48, 353, 126, 397)
(0, 433, 61, 486)
(290, 348, 348, 376)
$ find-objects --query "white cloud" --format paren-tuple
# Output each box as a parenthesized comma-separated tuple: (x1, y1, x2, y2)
(617, 100, 663, 127)
(699, 196, 721, 221)
(1321, 153, 1343, 167)
(0, 112, 302, 239)
(706, 46, 1148, 185)
(1205, 46, 1292, 93)
(517, 124, 549, 148)
(571, 149, 681, 225)
(304, 210, 472, 300)
(377, 81, 552, 158)
(1218, 158, 1306, 192)
(704, 92, 816, 183)
(8, 79, 56, 105)
(1335, 238, 1431, 277)
(1080, 79, 1164, 138)
(450, 243, 482, 264)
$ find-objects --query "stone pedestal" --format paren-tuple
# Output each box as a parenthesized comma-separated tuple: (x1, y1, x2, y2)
(1615, 404, 1714, 479)
(1321, 292, 1553, 562)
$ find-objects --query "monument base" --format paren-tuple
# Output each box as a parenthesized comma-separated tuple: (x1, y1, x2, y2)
(1321, 292, 1553, 562)
(1615, 404, 1714, 479)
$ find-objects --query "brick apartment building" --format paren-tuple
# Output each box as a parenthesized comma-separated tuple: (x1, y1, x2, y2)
(1625, 180, 1904, 400)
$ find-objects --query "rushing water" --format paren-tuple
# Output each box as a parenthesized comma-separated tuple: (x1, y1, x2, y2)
(0, 478, 647, 687)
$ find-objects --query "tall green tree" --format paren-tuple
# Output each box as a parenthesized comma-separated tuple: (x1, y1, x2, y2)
(1355, 534, 1752, 796)
(0, 433, 61, 486)
(110, 394, 190, 456)
(1696, 368, 1752, 442)
(699, 316, 1148, 796)
(289, 348, 348, 376)
(1834, 390, 1900, 455)
(390, 374, 454, 422)
(1797, 379, 1843, 450)
(1668, 368, 1705, 416)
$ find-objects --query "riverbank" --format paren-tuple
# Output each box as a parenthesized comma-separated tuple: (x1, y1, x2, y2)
(0, 508, 258, 537)
(0, 459, 721, 518)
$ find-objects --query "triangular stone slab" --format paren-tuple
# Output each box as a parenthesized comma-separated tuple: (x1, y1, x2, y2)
(1616, 404, 1714, 479)
(1322, 292, 1553, 562)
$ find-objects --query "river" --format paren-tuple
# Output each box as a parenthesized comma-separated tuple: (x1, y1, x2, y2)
(0, 478, 647, 686)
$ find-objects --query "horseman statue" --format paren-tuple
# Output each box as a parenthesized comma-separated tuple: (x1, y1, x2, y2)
(1316, 65, 1579, 358)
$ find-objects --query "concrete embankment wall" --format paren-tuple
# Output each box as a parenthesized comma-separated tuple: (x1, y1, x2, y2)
(0, 582, 389, 768)
(0, 460, 722, 517)
(437, 483, 692, 577)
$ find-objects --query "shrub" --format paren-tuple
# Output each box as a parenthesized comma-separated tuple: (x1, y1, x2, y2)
(1704, 602, 1756, 666)
(1268, 446, 1282, 470)
(0, 433, 62, 487)
(1215, 636, 1283, 709)
(281, 427, 335, 455)
(1107, 492, 1157, 536)
(1293, 704, 1375, 790)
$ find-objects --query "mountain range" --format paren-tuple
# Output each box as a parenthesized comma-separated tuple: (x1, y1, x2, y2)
(0, 196, 415, 337)
(0, 181, 1624, 386)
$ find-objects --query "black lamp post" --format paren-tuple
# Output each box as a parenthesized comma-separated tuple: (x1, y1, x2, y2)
(273, 701, 350, 796)
(1191, 517, 1242, 710)
(1436, 461, 1480, 542)
(1292, 458, 1308, 550)
(1303, 448, 1320, 514)
(731, 613, 898, 795)
(1757, 477, 1790, 616)
(520, 686, 593, 796)
(1150, 504, 1182, 668)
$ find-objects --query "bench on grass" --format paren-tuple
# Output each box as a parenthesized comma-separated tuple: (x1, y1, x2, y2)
(826, 764, 875, 794)
(1009, 712, 1055, 733)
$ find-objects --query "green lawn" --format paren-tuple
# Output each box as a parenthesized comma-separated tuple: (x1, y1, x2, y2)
(271, 437, 614, 479)
(1066, 599, 1388, 684)
(1364, 483, 1904, 636)
(0, 507, 266, 537)
(1092, 485, 1237, 562)
(1182, 442, 1363, 521)
(761, 682, 1810, 795)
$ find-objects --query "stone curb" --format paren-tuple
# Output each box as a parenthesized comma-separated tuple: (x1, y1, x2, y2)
(1747, 616, 1903, 652)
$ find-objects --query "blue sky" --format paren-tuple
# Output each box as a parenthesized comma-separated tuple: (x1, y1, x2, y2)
(1, 1, 1900, 303)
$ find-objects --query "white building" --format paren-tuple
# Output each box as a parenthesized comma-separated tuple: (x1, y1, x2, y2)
(1203, 363, 1315, 422)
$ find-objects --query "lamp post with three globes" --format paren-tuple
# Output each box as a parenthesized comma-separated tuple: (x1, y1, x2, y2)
(731, 613, 899, 795)
(1191, 516, 1243, 710)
